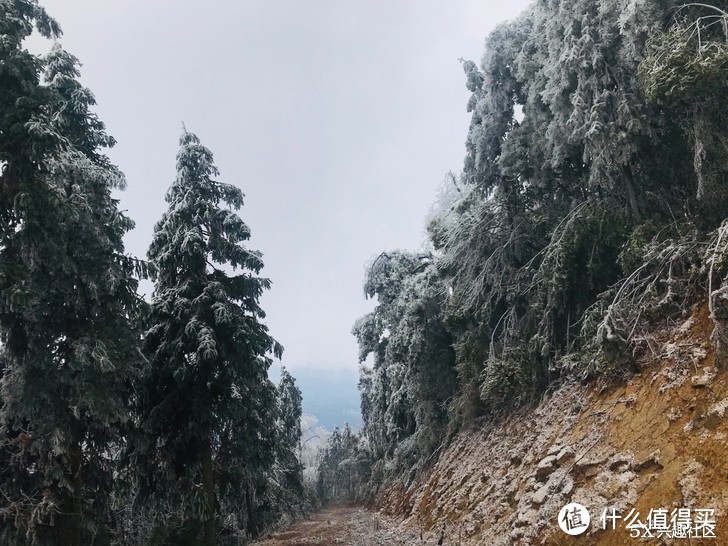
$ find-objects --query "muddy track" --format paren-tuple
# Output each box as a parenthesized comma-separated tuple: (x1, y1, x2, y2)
(251, 505, 420, 545)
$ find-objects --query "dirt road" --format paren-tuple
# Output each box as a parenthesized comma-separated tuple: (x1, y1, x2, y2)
(251, 505, 421, 546)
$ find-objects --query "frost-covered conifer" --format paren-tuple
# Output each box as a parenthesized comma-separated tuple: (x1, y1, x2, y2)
(276, 366, 303, 486)
(439, 0, 704, 415)
(356, 0, 728, 469)
(138, 130, 282, 544)
(315, 424, 368, 504)
(0, 5, 143, 544)
(268, 366, 304, 517)
(353, 251, 456, 465)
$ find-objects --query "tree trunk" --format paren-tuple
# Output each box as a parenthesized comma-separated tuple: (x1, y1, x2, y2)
(201, 440, 215, 546)
(56, 441, 82, 546)
(623, 167, 642, 224)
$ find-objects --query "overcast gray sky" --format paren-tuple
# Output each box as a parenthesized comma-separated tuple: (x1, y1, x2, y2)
(31, 1, 532, 384)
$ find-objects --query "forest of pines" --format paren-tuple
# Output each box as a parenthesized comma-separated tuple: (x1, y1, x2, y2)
(2, 0, 728, 544)
(0, 1, 303, 544)
(349, 0, 728, 502)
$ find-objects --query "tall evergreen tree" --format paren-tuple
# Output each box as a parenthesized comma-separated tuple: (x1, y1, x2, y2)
(138, 130, 282, 545)
(435, 0, 699, 415)
(0, 0, 60, 237)
(275, 366, 303, 495)
(0, 5, 143, 544)
(641, 3, 728, 220)
(264, 366, 304, 521)
(315, 424, 368, 504)
(355, 0, 728, 479)
(353, 251, 456, 465)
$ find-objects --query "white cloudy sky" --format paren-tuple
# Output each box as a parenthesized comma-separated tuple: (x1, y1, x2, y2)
(30, 1, 533, 383)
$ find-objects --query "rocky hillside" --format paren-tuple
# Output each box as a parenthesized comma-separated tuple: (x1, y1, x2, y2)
(375, 303, 727, 544)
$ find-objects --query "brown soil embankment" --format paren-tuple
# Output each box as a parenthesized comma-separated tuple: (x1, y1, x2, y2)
(377, 303, 728, 544)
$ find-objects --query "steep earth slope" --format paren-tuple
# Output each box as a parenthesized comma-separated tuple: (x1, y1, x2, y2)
(377, 303, 728, 544)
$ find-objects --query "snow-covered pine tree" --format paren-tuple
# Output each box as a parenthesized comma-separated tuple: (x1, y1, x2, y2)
(352, 251, 456, 467)
(268, 366, 304, 519)
(276, 366, 303, 493)
(434, 0, 700, 415)
(314, 424, 368, 504)
(641, 3, 728, 220)
(0, 0, 61, 227)
(139, 130, 282, 545)
(44, 43, 117, 159)
(0, 6, 143, 544)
